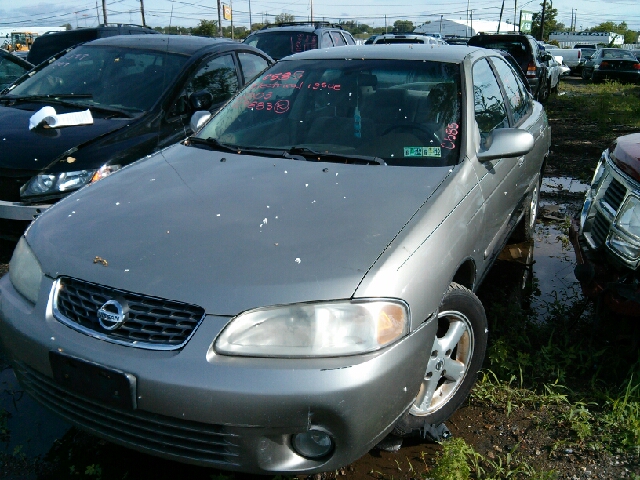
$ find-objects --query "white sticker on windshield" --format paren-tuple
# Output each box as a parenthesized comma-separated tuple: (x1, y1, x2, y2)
(403, 147, 442, 158)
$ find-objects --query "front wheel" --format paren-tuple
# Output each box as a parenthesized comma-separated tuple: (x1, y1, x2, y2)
(394, 283, 488, 434)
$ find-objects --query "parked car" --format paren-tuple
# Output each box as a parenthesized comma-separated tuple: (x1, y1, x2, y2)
(468, 32, 552, 102)
(0, 44, 550, 474)
(0, 34, 272, 240)
(243, 21, 355, 60)
(544, 47, 582, 75)
(546, 55, 563, 93)
(581, 48, 640, 83)
(0, 49, 32, 90)
(27, 24, 158, 65)
(570, 133, 640, 315)
(369, 32, 447, 45)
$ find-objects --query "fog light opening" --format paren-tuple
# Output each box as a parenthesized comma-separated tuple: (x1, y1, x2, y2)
(292, 429, 334, 459)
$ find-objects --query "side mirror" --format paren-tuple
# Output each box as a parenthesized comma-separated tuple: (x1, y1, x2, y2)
(477, 128, 535, 162)
(189, 90, 214, 111)
(190, 111, 212, 132)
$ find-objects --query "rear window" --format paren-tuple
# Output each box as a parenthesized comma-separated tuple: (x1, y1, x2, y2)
(245, 32, 319, 60)
(469, 37, 532, 70)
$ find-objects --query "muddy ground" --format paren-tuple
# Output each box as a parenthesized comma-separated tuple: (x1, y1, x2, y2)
(0, 77, 639, 479)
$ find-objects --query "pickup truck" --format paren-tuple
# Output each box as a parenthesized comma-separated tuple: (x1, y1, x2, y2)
(570, 133, 640, 316)
(545, 48, 583, 74)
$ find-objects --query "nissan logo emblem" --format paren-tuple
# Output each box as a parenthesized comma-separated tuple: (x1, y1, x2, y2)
(97, 299, 127, 330)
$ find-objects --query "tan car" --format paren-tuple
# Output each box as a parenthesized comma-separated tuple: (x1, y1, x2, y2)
(1, 44, 550, 474)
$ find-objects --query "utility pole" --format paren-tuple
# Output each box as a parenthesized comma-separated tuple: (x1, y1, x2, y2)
(514, 0, 517, 32)
(230, 0, 234, 39)
(539, 0, 546, 41)
(95, 1, 100, 24)
(249, 0, 252, 32)
(439, 15, 443, 33)
(310, 0, 313, 22)
(217, 0, 223, 36)
(140, 0, 146, 26)
(102, 0, 108, 24)
(498, 0, 505, 33)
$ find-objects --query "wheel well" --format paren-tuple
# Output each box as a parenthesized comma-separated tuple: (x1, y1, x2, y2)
(452, 259, 475, 291)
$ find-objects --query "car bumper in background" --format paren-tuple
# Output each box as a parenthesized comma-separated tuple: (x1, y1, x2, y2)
(569, 218, 640, 316)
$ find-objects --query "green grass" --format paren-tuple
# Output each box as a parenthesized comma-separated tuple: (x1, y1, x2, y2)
(550, 80, 640, 132)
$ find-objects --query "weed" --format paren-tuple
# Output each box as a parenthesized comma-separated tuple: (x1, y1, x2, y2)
(429, 438, 472, 480)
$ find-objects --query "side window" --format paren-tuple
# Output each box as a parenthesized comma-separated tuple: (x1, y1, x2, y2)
(183, 54, 239, 107)
(330, 31, 346, 46)
(238, 52, 269, 83)
(342, 32, 356, 45)
(322, 32, 333, 48)
(472, 58, 509, 135)
(490, 56, 531, 125)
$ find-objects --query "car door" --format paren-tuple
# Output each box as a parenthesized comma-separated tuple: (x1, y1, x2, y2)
(470, 57, 522, 263)
(489, 55, 544, 205)
(158, 53, 241, 150)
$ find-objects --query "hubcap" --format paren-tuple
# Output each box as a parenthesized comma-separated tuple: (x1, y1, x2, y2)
(410, 310, 474, 416)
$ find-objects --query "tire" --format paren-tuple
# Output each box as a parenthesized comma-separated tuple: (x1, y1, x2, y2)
(394, 283, 488, 435)
(538, 82, 550, 104)
(510, 179, 540, 243)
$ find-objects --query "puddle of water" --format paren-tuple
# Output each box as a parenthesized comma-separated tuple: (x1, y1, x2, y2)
(541, 176, 589, 195)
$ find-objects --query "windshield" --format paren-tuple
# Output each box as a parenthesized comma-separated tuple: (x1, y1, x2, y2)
(198, 58, 462, 166)
(245, 32, 319, 60)
(6, 45, 189, 112)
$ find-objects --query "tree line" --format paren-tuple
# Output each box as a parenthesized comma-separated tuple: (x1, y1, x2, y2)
(150, 9, 636, 44)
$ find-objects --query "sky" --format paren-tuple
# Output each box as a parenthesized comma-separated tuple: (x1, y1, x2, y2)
(1, 0, 639, 35)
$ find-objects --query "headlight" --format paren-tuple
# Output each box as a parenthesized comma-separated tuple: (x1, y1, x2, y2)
(215, 300, 409, 357)
(615, 196, 640, 240)
(608, 195, 640, 263)
(21, 165, 120, 197)
(9, 237, 44, 304)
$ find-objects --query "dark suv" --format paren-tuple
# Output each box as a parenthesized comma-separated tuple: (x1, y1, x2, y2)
(468, 33, 552, 102)
(26, 24, 158, 65)
(243, 21, 355, 60)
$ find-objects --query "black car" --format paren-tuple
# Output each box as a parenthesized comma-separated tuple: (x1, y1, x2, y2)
(468, 33, 552, 102)
(0, 35, 272, 240)
(581, 48, 640, 83)
(27, 24, 159, 66)
(0, 49, 32, 90)
(243, 21, 355, 60)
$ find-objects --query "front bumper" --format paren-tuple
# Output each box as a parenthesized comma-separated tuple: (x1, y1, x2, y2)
(0, 274, 435, 474)
(569, 218, 640, 316)
(0, 199, 50, 221)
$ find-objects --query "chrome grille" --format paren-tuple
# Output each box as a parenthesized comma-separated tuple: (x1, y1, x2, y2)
(54, 277, 205, 350)
(13, 362, 241, 467)
(590, 211, 609, 248)
(602, 177, 626, 212)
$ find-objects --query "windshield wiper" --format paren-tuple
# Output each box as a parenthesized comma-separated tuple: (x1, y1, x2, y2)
(0, 94, 133, 118)
(286, 146, 386, 165)
(188, 137, 243, 153)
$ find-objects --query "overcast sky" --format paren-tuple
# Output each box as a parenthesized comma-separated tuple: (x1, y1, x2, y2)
(1, 0, 639, 34)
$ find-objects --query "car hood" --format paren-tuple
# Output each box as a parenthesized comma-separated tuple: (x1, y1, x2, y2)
(28, 144, 451, 315)
(612, 133, 640, 183)
(0, 104, 130, 171)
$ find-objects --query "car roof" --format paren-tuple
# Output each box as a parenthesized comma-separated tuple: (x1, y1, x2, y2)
(283, 44, 480, 63)
(87, 34, 238, 56)
(251, 22, 344, 34)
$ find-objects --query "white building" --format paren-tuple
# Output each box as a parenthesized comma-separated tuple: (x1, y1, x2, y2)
(415, 18, 518, 38)
(548, 31, 624, 48)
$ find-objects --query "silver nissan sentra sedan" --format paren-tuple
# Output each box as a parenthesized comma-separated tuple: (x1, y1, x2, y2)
(0, 44, 550, 474)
